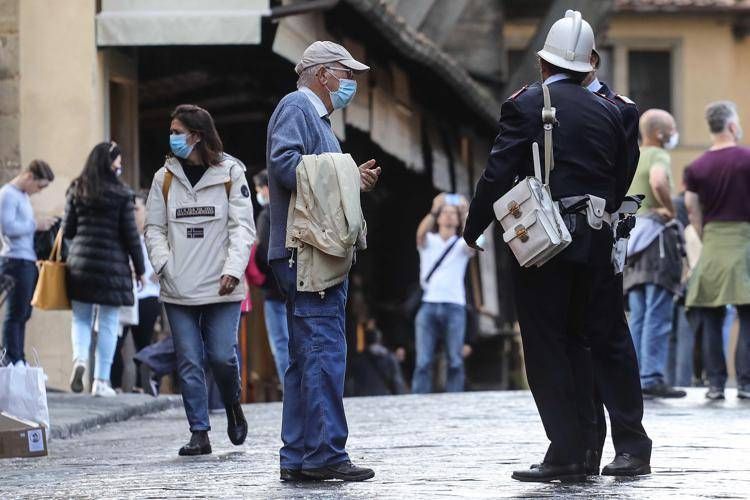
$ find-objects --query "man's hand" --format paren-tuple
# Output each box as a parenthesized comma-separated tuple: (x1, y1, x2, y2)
(359, 159, 381, 192)
(219, 275, 240, 296)
(654, 207, 674, 222)
(462, 344, 473, 359)
(465, 238, 484, 252)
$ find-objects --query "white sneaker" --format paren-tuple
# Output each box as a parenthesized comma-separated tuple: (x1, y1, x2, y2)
(92, 379, 117, 398)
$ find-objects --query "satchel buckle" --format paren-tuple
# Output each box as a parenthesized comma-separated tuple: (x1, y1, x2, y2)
(508, 201, 522, 219)
(514, 224, 529, 242)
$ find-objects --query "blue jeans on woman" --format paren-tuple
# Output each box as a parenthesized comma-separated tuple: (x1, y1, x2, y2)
(1, 258, 37, 364)
(164, 302, 242, 432)
(412, 302, 467, 394)
(71, 300, 121, 380)
(628, 284, 674, 389)
(264, 298, 290, 383)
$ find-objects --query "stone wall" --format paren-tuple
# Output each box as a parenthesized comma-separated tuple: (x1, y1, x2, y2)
(0, 0, 19, 184)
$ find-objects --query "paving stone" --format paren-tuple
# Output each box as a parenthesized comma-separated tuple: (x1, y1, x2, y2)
(3, 388, 749, 498)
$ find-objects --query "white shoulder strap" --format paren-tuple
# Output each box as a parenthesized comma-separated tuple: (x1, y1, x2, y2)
(541, 84, 556, 185)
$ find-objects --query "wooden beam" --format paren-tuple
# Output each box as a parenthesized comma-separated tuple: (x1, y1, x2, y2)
(501, 0, 614, 97)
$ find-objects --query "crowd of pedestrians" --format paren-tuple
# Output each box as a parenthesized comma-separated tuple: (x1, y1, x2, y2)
(1, 26, 749, 484)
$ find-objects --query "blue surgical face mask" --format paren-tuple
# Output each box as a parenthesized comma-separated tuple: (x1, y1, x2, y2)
(327, 74, 357, 110)
(170, 133, 195, 159)
(256, 192, 268, 206)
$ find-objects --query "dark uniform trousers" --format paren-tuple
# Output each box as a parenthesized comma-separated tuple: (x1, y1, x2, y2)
(588, 267, 653, 461)
(513, 256, 599, 465)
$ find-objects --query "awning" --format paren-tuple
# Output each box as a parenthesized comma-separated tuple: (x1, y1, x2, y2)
(96, 0, 270, 46)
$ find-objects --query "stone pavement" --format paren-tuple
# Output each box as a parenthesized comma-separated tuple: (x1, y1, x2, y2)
(4, 388, 749, 498)
(47, 392, 182, 440)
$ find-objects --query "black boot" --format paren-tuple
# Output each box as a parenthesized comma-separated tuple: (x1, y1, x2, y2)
(178, 431, 211, 456)
(226, 401, 248, 446)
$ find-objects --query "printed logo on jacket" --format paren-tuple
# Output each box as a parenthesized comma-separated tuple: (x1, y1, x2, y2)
(175, 206, 216, 218)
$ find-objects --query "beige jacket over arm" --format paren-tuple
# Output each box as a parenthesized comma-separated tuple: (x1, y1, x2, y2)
(286, 153, 367, 293)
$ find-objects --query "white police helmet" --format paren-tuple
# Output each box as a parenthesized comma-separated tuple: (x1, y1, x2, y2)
(537, 10, 595, 73)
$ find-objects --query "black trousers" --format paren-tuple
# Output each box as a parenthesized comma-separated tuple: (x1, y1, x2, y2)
(588, 268, 652, 461)
(512, 258, 596, 465)
(111, 297, 161, 389)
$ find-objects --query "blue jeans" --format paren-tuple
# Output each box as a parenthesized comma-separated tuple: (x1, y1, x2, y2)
(71, 301, 121, 380)
(667, 304, 695, 387)
(164, 302, 242, 432)
(264, 298, 290, 383)
(271, 259, 349, 470)
(1, 258, 37, 364)
(628, 284, 674, 388)
(412, 302, 466, 394)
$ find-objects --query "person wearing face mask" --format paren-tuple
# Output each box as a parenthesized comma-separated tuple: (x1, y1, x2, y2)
(623, 110, 687, 399)
(266, 41, 381, 482)
(684, 101, 750, 401)
(64, 142, 146, 397)
(252, 169, 289, 386)
(144, 104, 255, 456)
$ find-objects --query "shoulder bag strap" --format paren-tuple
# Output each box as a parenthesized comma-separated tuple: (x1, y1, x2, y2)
(162, 170, 173, 205)
(49, 229, 64, 262)
(424, 236, 461, 284)
(541, 84, 556, 185)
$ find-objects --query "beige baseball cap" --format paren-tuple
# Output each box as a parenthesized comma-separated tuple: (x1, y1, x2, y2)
(294, 41, 370, 75)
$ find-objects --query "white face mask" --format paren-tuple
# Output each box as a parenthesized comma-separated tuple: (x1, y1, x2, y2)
(256, 192, 268, 206)
(664, 132, 679, 150)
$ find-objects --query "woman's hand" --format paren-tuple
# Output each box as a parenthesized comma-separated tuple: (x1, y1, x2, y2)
(137, 275, 147, 292)
(219, 275, 240, 296)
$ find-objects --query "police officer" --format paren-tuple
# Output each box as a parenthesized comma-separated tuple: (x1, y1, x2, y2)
(580, 49, 653, 475)
(464, 11, 629, 482)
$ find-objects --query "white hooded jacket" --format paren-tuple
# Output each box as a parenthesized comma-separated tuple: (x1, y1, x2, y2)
(145, 155, 256, 306)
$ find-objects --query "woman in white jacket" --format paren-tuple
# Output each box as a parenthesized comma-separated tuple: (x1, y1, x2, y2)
(145, 104, 255, 456)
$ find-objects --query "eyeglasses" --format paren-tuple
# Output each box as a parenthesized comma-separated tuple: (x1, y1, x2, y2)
(324, 66, 354, 80)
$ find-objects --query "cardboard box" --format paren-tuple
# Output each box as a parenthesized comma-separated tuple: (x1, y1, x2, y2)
(0, 412, 48, 459)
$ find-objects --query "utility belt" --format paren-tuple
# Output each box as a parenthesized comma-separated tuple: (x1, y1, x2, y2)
(558, 194, 642, 273)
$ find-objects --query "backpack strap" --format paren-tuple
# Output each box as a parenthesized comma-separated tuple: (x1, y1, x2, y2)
(541, 83, 557, 185)
(162, 170, 173, 204)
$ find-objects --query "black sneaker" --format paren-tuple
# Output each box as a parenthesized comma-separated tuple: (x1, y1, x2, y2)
(302, 461, 375, 481)
(642, 382, 686, 398)
(705, 387, 725, 400)
(178, 431, 212, 456)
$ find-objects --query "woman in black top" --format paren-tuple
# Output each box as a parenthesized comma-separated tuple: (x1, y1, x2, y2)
(63, 142, 145, 397)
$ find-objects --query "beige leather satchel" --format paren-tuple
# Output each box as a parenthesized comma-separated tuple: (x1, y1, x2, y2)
(493, 84, 571, 268)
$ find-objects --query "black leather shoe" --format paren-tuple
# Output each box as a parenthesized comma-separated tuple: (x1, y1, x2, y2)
(585, 449, 601, 475)
(178, 431, 212, 456)
(226, 401, 247, 446)
(302, 461, 375, 481)
(512, 463, 586, 483)
(601, 453, 651, 476)
(642, 382, 686, 398)
(280, 468, 317, 482)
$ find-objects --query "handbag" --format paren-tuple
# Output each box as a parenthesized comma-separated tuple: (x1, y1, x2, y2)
(31, 229, 71, 310)
(403, 236, 461, 318)
(492, 83, 571, 268)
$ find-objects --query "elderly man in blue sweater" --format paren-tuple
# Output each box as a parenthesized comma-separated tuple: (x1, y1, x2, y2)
(267, 41, 381, 482)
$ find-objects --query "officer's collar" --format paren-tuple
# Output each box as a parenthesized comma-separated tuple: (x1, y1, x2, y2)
(543, 73, 571, 85)
(587, 78, 603, 93)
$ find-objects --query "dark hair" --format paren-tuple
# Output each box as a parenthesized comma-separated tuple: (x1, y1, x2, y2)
(170, 104, 223, 166)
(25, 159, 54, 182)
(539, 58, 588, 84)
(253, 169, 269, 188)
(432, 203, 463, 236)
(74, 142, 121, 201)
